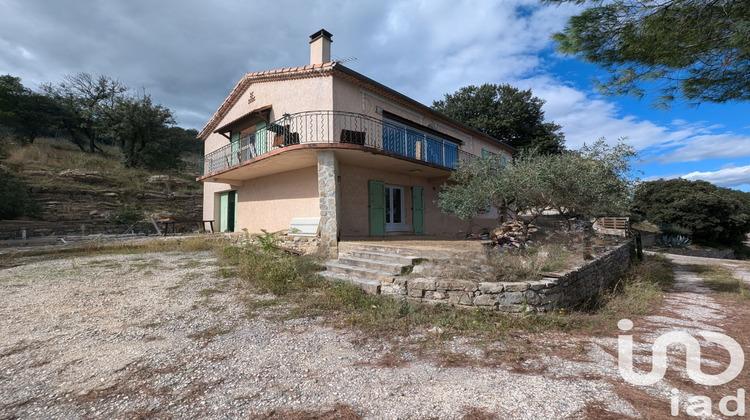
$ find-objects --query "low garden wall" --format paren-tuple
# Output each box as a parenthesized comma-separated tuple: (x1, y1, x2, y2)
(387, 243, 632, 313)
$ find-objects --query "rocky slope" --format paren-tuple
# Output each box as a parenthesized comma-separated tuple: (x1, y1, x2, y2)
(1, 166, 202, 240)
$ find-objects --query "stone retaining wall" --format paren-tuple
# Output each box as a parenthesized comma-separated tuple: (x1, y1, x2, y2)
(389, 243, 632, 313)
(282, 235, 320, 255)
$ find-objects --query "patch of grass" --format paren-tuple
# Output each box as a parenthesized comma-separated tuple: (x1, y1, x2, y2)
(632, 220, 660, 233)
(461, 406, 498, 420)
(219, 244, 674, 344)
(575, 254, 675, 332)
(243, 298, 282, 316)
(186, 325, 233, 341)
(86, 259, 123, 269)
(488, 243, 578, 281)
(178, 259, 201, 268)
(692, 264, 749, 299)
(197, 288, 222, 297)
(0, 236, 229, 268)
(254, 402, 362, 420)
(130, 259, 163, 271)
(220, 245, 324, 296)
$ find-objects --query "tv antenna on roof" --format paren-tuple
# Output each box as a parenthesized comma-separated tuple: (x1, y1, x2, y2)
(334, 56, 358, 64)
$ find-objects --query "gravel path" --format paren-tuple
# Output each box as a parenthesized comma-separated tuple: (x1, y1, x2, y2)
(1, 250, 748, 419)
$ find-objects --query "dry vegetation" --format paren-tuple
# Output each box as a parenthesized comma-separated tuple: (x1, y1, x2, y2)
(219, 240, 674, 345)
(691, 264, 749, 300)
(1, 137, 199, 193)
(1, 234, 675, 346)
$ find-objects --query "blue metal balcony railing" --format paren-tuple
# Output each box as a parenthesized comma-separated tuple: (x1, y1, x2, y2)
(199, 111, 477, 177)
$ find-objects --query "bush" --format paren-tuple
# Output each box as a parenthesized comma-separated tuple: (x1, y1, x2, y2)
(0, 169, 39, 220)
(108, 205, 145, 225)
(136, 142, 183, 171)
(220, 245, 323, 295)
(632, 179, 750, 246)
(659, 224, 692, 236)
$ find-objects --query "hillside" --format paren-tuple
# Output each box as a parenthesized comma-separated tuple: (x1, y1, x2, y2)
(0, 137, 203, 239)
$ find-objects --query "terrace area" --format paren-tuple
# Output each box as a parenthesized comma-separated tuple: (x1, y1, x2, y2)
(198, 111, 477, 180)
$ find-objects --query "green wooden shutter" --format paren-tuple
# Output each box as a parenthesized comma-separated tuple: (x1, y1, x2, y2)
(482, 148, 490, 159)
(219, 191, 237, 232)
(412, 186, 424, 235)
(368, 180, 386, 236)
(231, 132, 240, 165)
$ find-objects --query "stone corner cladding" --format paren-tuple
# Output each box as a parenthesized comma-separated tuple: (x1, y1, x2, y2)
(391, 243, 632, 313)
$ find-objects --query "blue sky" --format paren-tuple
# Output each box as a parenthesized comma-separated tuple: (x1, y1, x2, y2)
(1, 0, 748, 190)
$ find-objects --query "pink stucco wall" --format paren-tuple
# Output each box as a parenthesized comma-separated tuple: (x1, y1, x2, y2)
(202, 75, 333, 225)
(234, 166, 319, 233)
(338, 163, 497, 237)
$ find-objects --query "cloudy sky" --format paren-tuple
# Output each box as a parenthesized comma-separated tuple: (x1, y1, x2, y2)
(2, 0, 749, 190)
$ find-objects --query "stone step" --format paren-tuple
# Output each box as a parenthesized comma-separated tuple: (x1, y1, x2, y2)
(324, 261, 395, 283)
(321, 272, 381, 294)
(336, 255, 406, 274)
(350, 250, 421, 266)
(338, 242, 474, 260)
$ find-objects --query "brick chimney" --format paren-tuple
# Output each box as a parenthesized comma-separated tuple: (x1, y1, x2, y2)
(309, 29, 332, 65)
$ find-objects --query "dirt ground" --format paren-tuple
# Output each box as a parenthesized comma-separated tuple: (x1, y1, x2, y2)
(1, 247, 749, 419)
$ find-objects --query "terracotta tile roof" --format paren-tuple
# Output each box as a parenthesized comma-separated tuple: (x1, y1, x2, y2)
(198, 61, 515, 153)
(198, 63, 335, 139)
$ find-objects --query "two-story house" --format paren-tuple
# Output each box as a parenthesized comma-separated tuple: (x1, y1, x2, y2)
(198, 29, 515, 256)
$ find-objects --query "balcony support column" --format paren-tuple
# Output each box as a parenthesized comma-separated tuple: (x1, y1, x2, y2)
(317, 150, 340, 258)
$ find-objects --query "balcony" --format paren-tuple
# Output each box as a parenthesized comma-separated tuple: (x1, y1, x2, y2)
(199, 111, 477, 178)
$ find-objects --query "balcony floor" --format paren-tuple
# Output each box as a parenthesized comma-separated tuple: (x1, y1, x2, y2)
(200, 143, 454, 184)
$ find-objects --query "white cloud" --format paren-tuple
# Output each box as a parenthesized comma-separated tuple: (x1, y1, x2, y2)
(0, 0, 747, 168)
(682, 165, 750, 187)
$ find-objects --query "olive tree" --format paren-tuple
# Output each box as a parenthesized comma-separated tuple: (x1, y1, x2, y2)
(439, 139, 637, 241)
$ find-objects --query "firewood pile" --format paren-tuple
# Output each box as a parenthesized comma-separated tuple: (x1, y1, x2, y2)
(490, 221, 538, 248)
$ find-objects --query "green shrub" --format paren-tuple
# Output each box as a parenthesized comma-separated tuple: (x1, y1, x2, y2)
(0, 169, 39, 219)
(108, 204, 145, 225)
(220, 245, 322, 295)
(659, 224, 692, 236)
(633, 179, 750, 246)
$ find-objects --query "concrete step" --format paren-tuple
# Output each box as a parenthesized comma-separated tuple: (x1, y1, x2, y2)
(324, 261, 395, 283)
(339, 242, 474, 260)
(336, 255, 406, 274)
(321, 271, 381, 294)
(350, 250, 421, 266)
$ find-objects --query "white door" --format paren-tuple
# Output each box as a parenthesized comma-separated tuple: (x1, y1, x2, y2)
(385, 186, 408, 232)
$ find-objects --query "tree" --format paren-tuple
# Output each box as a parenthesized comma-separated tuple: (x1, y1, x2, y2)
(550, 0, 750, 106)
(438, 153, 553, 243)
(0, 168, 39, 220)
(104, 91, 178, 169)
(0, 75, 58, 144)
(439, 140, 636, 241)
(432, 83, 565, 153)
(632, 178, 750, 246)
(42, 73, 127, 152)
(546, 139, 637, 227)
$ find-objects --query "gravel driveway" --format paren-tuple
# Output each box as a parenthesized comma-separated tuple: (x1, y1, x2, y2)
(1, 249, 745, 419)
